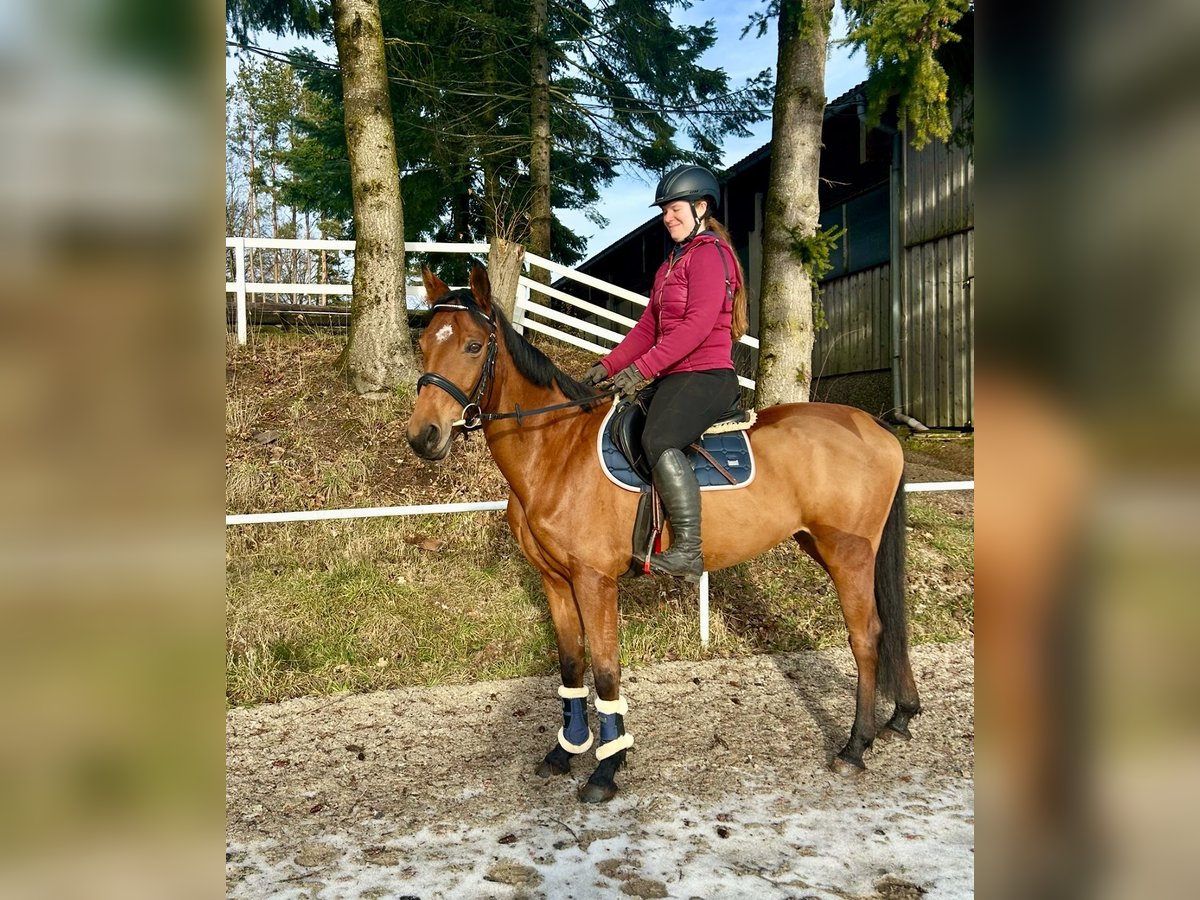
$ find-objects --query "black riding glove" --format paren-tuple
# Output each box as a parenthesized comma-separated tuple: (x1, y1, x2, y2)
(612, 364, 645, 398)
(583, 363, 609, 386)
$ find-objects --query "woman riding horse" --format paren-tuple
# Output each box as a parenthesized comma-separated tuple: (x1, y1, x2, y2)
(583, 164, 748, 582)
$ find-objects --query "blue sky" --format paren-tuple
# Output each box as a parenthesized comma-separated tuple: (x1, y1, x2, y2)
(560, 2, 866, 259)
(227, 1, 866, 260)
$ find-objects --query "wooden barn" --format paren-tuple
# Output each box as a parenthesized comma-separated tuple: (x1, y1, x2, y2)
(559, 82, 974, 430)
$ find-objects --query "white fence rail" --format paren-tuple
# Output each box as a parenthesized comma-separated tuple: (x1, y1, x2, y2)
(226, 480, 974, 647)
(225, 238, 759, 388)
(224, 238, 488, 344)
(226, 480, 973, 527)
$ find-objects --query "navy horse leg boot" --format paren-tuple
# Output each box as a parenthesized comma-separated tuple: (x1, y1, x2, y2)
(648, 448, 703, 583)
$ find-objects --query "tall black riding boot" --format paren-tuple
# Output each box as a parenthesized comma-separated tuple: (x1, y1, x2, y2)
(648, 448, 703, 582)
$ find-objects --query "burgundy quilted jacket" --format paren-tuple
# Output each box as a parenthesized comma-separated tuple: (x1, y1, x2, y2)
(600, 233, 740, 380)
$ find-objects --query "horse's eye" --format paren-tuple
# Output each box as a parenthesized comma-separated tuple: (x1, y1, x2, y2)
(466, 341, 483, 354)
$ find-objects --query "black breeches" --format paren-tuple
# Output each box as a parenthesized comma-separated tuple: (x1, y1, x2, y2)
(640, 369, 740, 468)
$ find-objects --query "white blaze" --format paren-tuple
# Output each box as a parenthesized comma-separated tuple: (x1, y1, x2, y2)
(435, 323, 454, 344)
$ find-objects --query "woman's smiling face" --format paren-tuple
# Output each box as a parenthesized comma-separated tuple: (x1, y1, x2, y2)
(660, 199, 707, 243)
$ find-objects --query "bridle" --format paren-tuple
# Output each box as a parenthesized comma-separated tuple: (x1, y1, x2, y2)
(416, 301, 617, 433)
(415, 302, 499, 431)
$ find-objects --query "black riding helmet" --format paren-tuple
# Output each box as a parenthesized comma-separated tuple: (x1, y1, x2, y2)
(651, 164, 720, 243)
(651, 164, 720, 210)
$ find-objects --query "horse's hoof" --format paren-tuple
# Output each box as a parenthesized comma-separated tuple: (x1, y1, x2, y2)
(536, 745, 573, 778)
(829, 755, 867, 778)
(878, 723, 912, 743)
(535, 759, 569, 778)
(577, 780, 618, 803)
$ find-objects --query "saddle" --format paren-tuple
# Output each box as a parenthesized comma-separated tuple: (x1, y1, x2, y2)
(603, 395, 756, 488)
(597, 391, 757, 578)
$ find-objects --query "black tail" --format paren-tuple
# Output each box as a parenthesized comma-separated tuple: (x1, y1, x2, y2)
(875, 472, 910, 701)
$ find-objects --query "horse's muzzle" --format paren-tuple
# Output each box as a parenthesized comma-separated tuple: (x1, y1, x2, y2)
(407, 422, 451, 461)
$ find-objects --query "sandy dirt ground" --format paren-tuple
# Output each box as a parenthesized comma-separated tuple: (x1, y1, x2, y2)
(227, 639, 973, 899)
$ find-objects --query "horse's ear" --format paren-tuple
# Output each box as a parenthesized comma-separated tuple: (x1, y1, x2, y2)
(421, 267, 450, 306)
(468, 263, 493, 315)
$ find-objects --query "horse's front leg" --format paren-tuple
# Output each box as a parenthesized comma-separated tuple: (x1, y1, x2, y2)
(533, 569, 592, 779)
(507, 497, 592, 779)
(572, 567, 632, 803)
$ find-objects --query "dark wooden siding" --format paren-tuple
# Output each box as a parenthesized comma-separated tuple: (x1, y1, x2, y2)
(902, 228, 974, 427)
(813, 264, 891, 377)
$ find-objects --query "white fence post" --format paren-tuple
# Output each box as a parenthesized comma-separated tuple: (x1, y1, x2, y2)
(699, 572, 710, 647)
(512, 283, 531, 334)
(234, 236, 247, 345)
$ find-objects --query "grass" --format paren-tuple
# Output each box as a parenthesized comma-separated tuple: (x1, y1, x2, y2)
(226, 504, 972, 706)
(905, 498, 976, 642)
(226, 328, 974, 707)
(226, 514, 562, 705)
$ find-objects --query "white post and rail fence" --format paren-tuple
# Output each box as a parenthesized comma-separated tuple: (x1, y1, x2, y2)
(225, 237, 973, 645)
(225, 237, 758, 387)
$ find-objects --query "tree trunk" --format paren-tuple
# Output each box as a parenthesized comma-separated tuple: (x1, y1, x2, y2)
(480, 0, 501, 239)
(482, 156, 502, 241)
(333, 0, 417, 396)
(291, 205, 299, 299)
(271, 150, 281, 285)
(527, 0, 552, 287)
(487, 237, 525, 322)
(754, 1, 832, 408)
(453, 182, 469, 243)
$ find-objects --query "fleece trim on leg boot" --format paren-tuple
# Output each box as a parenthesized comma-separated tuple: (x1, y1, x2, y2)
(557, 685, 593, 753)
(594, 696, 633, 761)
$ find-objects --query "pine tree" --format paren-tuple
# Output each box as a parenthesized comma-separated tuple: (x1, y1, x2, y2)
(228, 57, 324, 297)
(269, 0, 772, 276)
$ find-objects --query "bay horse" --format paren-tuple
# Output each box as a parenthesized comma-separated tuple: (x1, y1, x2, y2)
(406, 264, 921, 802)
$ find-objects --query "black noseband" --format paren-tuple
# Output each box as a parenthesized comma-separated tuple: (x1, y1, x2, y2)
(416, 371, 473, 409)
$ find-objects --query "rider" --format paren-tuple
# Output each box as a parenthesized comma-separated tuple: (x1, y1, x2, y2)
(584, 164, 749, 581)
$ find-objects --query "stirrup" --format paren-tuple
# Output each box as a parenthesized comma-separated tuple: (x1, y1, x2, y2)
(648, 548, 703, 583)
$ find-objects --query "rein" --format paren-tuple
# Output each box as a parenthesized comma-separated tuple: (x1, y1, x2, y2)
(416, 301, 617, 432)
(471, 390, 618, 428)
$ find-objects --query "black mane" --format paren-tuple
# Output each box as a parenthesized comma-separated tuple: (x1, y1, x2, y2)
(438, 289, 600, 404)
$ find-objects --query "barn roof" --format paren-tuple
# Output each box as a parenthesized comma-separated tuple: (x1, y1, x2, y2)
(575, 78, 874, 269)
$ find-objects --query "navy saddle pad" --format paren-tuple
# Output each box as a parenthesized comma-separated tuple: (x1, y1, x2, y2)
(597, 403, 755, 492)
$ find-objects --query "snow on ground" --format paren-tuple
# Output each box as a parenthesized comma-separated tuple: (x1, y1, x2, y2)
(228, 774, 972, 899)
(227, 641, 975, 899)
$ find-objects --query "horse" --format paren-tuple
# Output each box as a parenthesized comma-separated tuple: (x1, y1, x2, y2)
(406, 264, 922, 803)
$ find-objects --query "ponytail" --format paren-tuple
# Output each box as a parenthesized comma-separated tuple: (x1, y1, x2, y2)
(706, 218, 749, 341)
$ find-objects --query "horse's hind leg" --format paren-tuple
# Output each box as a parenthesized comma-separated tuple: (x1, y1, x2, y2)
(879, 656, 921, 741)
(572, 567, 631, 803)
(534, 570, 592, 778)
(804, 530, 883, 776)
